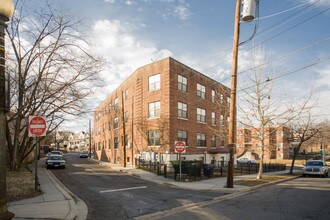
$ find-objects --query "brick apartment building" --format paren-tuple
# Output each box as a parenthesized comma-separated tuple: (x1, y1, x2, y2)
(236, 126, 291, 161)
(93, 57, 231, 166)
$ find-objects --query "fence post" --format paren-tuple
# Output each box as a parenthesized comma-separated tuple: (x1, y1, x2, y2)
(248, 163, 251, 173)
(157, 162, 160, 175)
(149, 160, 152, 171)
(164, 164, 167, 178)
(194, 163, 196, 180)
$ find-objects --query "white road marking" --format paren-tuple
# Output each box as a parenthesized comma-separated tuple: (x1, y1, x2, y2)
(100, 186, 147, 193)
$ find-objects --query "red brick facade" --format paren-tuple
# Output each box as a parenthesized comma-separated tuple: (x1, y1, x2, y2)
(94, 57, 230, 166)
(236, 126, 291, 160)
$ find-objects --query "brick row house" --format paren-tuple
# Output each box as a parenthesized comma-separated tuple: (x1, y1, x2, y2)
(93, 57, 231, 166)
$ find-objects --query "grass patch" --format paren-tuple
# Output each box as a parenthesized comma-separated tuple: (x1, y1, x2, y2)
(234, 174, 296, 187)
(6, 169, 42, 202)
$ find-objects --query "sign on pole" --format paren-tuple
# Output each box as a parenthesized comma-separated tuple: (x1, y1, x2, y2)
(174, 141, 186, 153)
(28, 116, 47, 137)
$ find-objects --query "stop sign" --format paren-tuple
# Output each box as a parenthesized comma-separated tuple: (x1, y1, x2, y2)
(28, 116, 47, 137)
(175, 141, 186, 153)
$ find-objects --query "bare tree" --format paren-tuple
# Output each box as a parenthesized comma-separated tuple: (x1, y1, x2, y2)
(238, 46, 310, 179)
(288, 113, 322, 174)
(5, 1, 102, 170)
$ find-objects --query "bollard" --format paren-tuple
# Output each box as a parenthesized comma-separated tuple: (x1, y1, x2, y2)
(164, 164, 167, 178)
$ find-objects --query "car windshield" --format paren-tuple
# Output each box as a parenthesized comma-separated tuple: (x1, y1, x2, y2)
(48, 156, 63, 160)
(81, 151, 88, 154)
(306, 161, 323, 166)
(50, 151, 62, 155)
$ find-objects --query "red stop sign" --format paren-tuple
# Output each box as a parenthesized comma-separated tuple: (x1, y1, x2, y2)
(29, 116, 47, 137)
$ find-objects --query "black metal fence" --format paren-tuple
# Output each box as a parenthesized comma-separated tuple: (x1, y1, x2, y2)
(135, 158, 286, 181)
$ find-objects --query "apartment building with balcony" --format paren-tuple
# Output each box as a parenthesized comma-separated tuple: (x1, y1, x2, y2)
(94, 57, 230, 166)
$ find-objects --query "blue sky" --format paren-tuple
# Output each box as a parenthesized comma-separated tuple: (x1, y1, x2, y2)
(37, 0, 330, 131)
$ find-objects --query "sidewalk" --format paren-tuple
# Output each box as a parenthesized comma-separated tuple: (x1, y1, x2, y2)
(7, 158, 300, 219)
(95, 159, 300, 193)
(8, 159, 87, 220)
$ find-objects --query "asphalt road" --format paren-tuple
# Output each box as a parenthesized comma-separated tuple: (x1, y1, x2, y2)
(50, 152, 226, 219)
(140, 175, 330, 220)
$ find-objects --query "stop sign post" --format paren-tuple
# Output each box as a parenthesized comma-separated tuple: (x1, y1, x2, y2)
(28, 116, 47, 191)
(174, 141, 186, 180)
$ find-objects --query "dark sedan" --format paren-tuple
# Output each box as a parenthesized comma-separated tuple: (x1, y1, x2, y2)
(45, 155, 66, 169)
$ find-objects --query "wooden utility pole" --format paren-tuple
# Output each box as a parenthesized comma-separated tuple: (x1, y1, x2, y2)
(227, 0, 241, 188)
(121, 91, 127, 167)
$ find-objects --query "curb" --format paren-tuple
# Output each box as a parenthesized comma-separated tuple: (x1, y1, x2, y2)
(45, 168, 88, 220)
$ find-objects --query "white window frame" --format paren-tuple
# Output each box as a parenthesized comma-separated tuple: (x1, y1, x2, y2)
(197, 83, 205, 99)
(178, 102, 187, 119)
(212, 112, 216, 126)
(148, 130, 161, 146)
(149, 74, 160, 92)
(212, 90, 216, 103)
(148, 101, 160, 118)
(196, 133, 206, 147)
(197, 108, 206, 123)
(178, 74, 187, 93)
(114, 117, 119, 129)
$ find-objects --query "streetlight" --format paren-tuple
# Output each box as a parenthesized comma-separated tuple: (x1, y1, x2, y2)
(0, 1, 15, 219)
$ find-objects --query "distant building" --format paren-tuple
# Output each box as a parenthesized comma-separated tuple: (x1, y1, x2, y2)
(94, 57, 231, 166)
(236, 126, 291, 160)
(68, 132, 91, 152)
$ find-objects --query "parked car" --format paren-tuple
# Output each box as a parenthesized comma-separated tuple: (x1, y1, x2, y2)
(47, 150, 63, 157)
(79, 151, 89, 158)
(237, 157, 256, 164)
(45, 155, 66, 169)
(302, 160, 328, 177)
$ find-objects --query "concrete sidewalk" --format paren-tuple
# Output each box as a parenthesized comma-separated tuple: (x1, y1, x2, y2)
(8, 159, 87, 220)
(95, 159, 300, 193)
(7, 158, 300, 219)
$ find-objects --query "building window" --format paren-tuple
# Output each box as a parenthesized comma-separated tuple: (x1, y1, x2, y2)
(124, 135, 128, 147)
(108, 139, 111, 149)
(221, 94, 224, 103)
(227, 96, 230, 107)
(108, 120, 111, 131)
(212, 90, 216, 103)
(114, 117, 119, 129)
(196, 133, 206, 147)
(98, 127, 101, 135)
(212, 112, 216, 126)
(178, 130, 188, 145)
(148, 101, 160, 118)
(114, 137, 118, 149)
(220, 114, 224, 126)
(220, 136, 225, 147)
(211, 134, 216, 148)
(125, 111, 129, 123)
(125, 89, 128, 101)
(178, 102, 187, 119)
(149, 74, 160, 92)
(114, 97, 118, 110)
(277, 131, 283, 137)
(197, 83, 205, 99)
(197, 108, 206, 123)
(148, 130, 161, 146)
(178, 74, 187, 93)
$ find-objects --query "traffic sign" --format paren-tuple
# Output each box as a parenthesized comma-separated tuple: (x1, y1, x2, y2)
(28, 116, 47, 137)
(175, 141, 186, 153)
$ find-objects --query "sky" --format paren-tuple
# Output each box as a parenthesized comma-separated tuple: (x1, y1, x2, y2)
(27, 0, 330, 132)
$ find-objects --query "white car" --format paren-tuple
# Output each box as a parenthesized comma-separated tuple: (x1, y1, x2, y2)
(302, 160, 328, 178)
(237, 157, 256, 164)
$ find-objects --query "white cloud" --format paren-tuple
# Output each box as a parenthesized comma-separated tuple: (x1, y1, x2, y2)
(315, 65, 330, 88)
(104, 0, 116, 3)
(91, 19, 172, 100)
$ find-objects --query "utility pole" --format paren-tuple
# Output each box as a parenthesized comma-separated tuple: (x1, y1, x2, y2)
(121, 91, 127, 167)
(226, 0, 258, 188)
(226, 0, 241, 189)
(89, 119, 92, 158)
(0, 1, 15, 219)
(131, 94, 134, 167)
